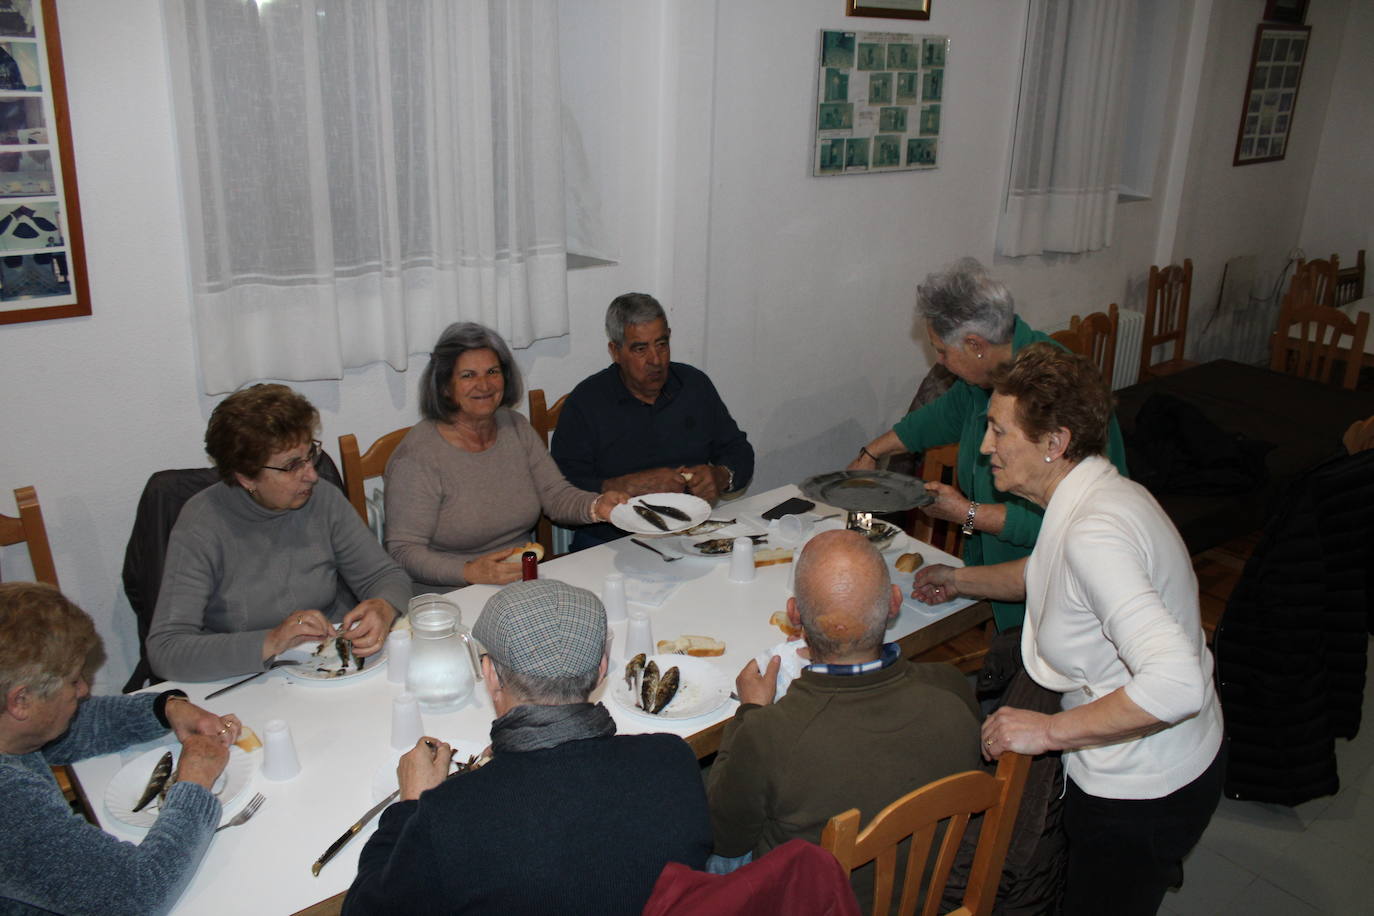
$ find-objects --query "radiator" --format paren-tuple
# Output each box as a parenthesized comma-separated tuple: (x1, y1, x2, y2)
(1042, 308, 1144, 391)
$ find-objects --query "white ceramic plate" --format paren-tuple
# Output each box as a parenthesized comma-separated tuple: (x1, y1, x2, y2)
(105, 745, 254, 829)
(611, 654, 732, 721)
(280, 639, 387, 684)
(674, 532, 771, 558)
(610, 494, 711, 536)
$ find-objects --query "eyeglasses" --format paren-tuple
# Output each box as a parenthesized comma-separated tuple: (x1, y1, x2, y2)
(261, 440, 322, 475)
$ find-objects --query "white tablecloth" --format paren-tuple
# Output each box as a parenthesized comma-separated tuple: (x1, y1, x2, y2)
(71, 483, 973, 915)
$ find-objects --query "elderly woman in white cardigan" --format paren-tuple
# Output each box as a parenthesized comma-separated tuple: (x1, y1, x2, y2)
(913, 343, 1223, 916)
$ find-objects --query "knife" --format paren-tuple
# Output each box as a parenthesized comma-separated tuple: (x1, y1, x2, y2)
(205, 659, 300, 700)
(311, 788, 399, 876)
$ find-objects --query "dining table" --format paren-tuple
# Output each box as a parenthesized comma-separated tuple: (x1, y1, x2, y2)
(69, 482, 987, 916)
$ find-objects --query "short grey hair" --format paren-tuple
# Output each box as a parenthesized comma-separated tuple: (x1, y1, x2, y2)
(490, 658, 602, 705)
(917, 257, 1016, 346)
(605, 293, 668, 345)
(419, 322, 523, 422)
(793, 533, 892, 661)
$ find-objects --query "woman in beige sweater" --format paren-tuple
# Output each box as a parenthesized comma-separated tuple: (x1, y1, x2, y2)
(385, 323, 627, 589)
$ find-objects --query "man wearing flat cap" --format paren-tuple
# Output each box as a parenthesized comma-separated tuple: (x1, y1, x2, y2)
(345, 580, 711, 915)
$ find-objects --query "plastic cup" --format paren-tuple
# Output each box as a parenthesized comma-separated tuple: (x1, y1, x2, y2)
(625, 611, 654, 659)
(386, 629, 412, 684)
(602, 573, 628, 624)
(390, 694, 424, 751)
(728, 536, 756, 584)
(778, 514, 812, 545)
(261, 719, 301, 781)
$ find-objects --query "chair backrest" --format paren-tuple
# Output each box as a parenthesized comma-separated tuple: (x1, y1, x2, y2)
(1333, 249, 1366, 307)
(528, 389, 570, 555)
(911, 444, 963, 558)
(120, 453, 345, 693)
(0, 485, 58, 587)
(338, 427, 411, 523)
(1142, 258, 1193, 375)
(822, 752, 1032, 916)
(1295, 255, 1339, 309)
(1047, 327, 1085, 356)
(1070, 303, 1119, 387)
(1270, 272, 1371, 390)
(528, 388, 569, 449)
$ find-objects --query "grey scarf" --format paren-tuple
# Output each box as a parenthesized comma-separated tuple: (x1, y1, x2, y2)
(490, 701, 617, 754)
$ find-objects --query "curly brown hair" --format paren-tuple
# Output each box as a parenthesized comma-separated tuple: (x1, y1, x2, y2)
(988, 342, 1112, 462)
(205, 384, 319, 485)
(0, 582, 100, 699)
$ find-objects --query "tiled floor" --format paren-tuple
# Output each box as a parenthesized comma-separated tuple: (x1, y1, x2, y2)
(1161, 637, 1374, 915)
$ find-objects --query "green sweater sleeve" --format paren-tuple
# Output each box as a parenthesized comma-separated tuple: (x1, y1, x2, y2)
(891, 382, 973, 453)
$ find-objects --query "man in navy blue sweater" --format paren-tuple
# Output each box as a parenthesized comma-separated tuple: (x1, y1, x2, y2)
(552, 292, 754, 549)
(345, 580, 712, 914)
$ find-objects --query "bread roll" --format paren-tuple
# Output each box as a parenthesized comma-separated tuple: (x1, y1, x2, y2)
(657, 635, 726, 657)
(769, 610, 803, 640)
(895, 552, 924, 573)
(753, 547, 794, 568)
(501, 542, 544, 563)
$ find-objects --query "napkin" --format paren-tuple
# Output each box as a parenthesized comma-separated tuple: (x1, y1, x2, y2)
(624, 573, 685, 608)
(752, 638, 809, 698)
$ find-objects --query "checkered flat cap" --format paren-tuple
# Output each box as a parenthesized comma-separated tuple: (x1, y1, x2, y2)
(473, 579, 606, 678)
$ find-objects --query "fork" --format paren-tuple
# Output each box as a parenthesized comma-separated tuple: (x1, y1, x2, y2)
(631, 538, 680, 562)
(214, 792, 265, 832)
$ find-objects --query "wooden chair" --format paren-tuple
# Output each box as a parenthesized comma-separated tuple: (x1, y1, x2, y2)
(528, 389, 570, 556)
(1295, 255, 1339, 309)
(1270, 272, 1370, 390)
(1333, 249, 1366, 307)
(1141, 258, 1196, 379)
(1048, 327, 1085, 355)
(1069, 303, 1119, 387)
(822, 752, 1032, 916)
(338, 428, 411, 523)
(0, 485, 58, 586)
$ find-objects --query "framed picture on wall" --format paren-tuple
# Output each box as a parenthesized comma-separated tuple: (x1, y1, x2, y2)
(0, 0, 89, 326)
(1232, 23, 1309, 167)
(846, 1, 932, 21)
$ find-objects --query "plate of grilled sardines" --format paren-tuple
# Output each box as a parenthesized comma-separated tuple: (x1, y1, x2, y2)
(280, 629, 385, 683)
(105, 744, 254, 828)
(611, 653, 732, 721)
(609, 493, 711, 536)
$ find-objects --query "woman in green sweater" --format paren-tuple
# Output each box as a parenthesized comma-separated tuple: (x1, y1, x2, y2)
(850, 258, 1129, 630)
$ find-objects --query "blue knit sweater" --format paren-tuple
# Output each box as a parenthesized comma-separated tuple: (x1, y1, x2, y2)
(0, 694, 220, 915)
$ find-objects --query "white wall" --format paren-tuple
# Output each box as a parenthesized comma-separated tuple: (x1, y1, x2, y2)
(2, 0, 1362, 692)
(1298, 0, 1374, 263)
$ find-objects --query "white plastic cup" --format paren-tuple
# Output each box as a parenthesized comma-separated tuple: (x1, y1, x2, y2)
(602, 573, 628, 624)
(390, 693, 424, 751)
(261, 718, 301, 781)
(625, 611, 654, 658)
(386, 629, 412, 684)
(778, 514, 812, 545)
(728, 536, 756, 584)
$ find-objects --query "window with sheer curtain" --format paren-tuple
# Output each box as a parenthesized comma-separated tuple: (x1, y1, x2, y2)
(997, 0, 1136, 258)
(164, 0, 569, 394)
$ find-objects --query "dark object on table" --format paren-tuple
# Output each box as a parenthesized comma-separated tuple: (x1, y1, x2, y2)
(1124, 393, 1272, 497)
(120, 452, 345, 692)
(1113, 360, 1374, 556)
(1215, 447, 1374, 806)
(761, 497, 814, 520)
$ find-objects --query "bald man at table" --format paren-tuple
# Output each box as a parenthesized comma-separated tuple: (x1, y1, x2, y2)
(344, 580, 711, 915)
(706, 531, 981, 904)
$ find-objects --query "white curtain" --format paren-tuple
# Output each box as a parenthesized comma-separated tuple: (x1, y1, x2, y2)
(997, 0, 1135, 258)
(164, 0, 569, 394)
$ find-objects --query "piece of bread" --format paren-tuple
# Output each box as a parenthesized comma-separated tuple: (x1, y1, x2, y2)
(895, 552, 925, 573)
(500, 542, 544, 563)
(769, 610, 803, 640)
(753, 547, 794, 568)
(235, 726, 262, 753)
(657, 635, 726, 657)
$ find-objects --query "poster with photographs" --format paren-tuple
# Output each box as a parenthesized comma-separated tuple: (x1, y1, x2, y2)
(1233, 23, 1308, 167)
(814, 29, 947, 176)
(0, 0, 89, 325)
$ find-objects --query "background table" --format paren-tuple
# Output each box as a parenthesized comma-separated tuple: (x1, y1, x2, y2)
(71, 483, 983, 916)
